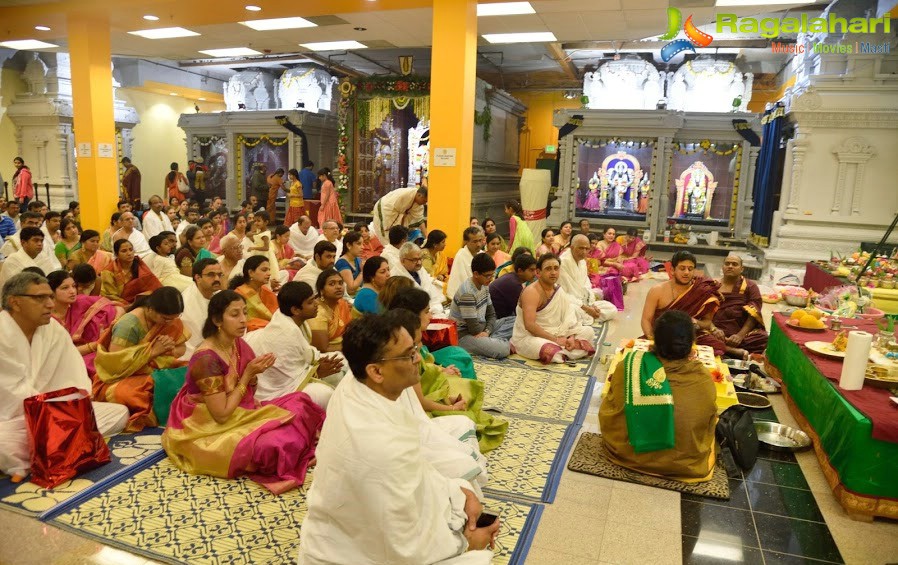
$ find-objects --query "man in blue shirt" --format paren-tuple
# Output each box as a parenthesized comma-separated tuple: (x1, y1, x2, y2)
(299, 160, 316, 200)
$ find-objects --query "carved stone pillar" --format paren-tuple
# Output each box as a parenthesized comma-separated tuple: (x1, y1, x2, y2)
(829, 137, 875, 216)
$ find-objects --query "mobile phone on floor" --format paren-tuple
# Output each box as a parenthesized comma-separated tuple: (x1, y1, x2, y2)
(476, 511, 499, 528)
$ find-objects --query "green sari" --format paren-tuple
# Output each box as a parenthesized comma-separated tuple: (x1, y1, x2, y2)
(419, 346, 507, 453)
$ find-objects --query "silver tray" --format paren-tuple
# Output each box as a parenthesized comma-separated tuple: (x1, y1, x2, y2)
(754, 421, 812, 452)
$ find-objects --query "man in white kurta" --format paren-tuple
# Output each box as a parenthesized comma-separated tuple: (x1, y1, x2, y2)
(288, 216, 319, 261)
(371, 186, 428, 242)
(112, 212, 151, 258)
(180, 259, 222, 359)
(559, 235, 617, 325)
(394, 242, 447, 315)
(293, 241, 336, 287)
(298, 314, 497, 565)
(1, 214, 61, 272)
(380, 226, 408, 276)
(316, 220, 343, 258)
(0, 272, 128, 477)
(0, 228, 59, 288)
(142, 196, 174, 240)
(446, 227, 485, 300)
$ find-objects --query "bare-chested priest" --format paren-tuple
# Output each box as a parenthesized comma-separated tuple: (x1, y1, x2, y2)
(641, 250, 725, 356)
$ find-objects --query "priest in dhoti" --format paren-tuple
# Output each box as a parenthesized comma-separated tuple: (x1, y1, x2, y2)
(511, 255, 595, 364)
(708, 255, 768, 358)
(446, 227, 485, 300)
(371, 186, 428, 243)
(559, 235, 617, 325)
(0, 272, 128, 479)
(288, 216, 319, 262)
(299, 314, 498, 565)
(600, 310, 717, 483)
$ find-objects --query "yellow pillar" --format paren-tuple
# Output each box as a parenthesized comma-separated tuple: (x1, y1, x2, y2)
(67, 11, 119, 232)
(428, 0, 477, 255)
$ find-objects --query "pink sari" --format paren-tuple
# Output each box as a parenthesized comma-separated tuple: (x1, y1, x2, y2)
(54, 294, 118, 375)
(621, 237, 650, 276)
(599, 241, 638, 281)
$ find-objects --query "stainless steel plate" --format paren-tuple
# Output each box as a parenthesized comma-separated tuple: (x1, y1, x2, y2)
(754, 421, 811, 452)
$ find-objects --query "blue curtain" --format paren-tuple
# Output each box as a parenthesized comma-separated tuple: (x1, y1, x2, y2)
(750, 103, 786, 247)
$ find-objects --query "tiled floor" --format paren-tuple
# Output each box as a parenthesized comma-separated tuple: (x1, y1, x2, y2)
(2, 277, 898, 564)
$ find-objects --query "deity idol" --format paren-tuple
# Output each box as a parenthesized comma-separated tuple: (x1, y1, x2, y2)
(636, 171, 650, 214)
(582, 172, 602, 211)
(674, 161, 717, 219)
(599, 151, 642, 212)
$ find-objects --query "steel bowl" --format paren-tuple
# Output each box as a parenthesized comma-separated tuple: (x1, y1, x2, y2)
(754, 421, 811, 452)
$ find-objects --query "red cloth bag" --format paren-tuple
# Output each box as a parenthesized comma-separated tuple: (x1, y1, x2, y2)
(422, 318, 459, 351)
(23, 387, 111, 488)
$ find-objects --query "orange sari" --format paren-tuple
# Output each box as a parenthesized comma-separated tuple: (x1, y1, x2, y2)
(100, 257, 162, 306)
(235, 284, 279, 331)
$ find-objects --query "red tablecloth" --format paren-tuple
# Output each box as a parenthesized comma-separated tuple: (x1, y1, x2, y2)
(802, 262, 846, 293)
(772, 313, 898, 443)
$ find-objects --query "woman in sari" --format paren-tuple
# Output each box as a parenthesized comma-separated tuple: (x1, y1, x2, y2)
(421, 229, 448, 284)
(48, 270, 119, 374)
(389, 290, 507, 453)
(486, 233, 511, 274)
(352, 256, 390, 317)
(596, 226, 638, 282)
(100, 212, 122, 252)
(620, 227, 650, 277)
(54, 217, 82, 271)
(309, 269, 351, 353)
(94, 287, 189, 431)
(100, 239, 162, 307)
(272, 225, 302, 278)
(356, 222, 383, 260)
(553, 220, 574, 252)
(207, 210, 225, 254)
(481, 218, 506, 252)
(504, 199, 535, 252)
(536, 228, 559, 257)
(317, 167, 342, 226)
(174, 226, 207, 277)
(229, 213, 252, 252)
(228, 255, 278, 331)
(162, 290, 325, 495)
(283, 168, 304, 227)
(335, 231, 364, 296)
(495, 246, 531, 279)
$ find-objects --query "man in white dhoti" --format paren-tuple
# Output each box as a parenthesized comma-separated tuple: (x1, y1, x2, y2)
(559, 234, 617, 324)
(316, 220, 343, 258)
(288, 216, 319, 262)
(145, 232, 192, 291)
(112, 212, 151, 258)
(180, 258, 222, 359)
(447, 227, 485, 299)
(298, 313, 498, 565)
(0, 272, 128, 479)
(0, 228, 59, 287)
(511, 254, 596, 364)
(370, 186, 427, 243)
(142, 195, 174, 240)
(217, 234, 246, 284)
(244, 281, 343, 408)
(394, 242, 447, 315)
(293, 240, 337, 286)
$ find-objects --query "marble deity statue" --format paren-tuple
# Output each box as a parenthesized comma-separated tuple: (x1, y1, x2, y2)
(598, 152, 642, 212)
(674, 161, 718, 219)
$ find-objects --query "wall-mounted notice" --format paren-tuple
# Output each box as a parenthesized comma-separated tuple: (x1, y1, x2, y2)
(433, 148, 457, 167)
(76, 142, 92, 158)
(97, 143, 115, 158)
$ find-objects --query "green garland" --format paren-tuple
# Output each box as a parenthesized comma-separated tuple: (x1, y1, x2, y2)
(474, 104, 492, 143)
(355, 74, 430, 98)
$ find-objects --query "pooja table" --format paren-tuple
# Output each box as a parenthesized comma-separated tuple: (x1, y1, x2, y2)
(766, 313, 898, 520)
(803, 262, 898, 315)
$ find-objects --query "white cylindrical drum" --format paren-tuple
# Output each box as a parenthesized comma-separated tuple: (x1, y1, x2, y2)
(520, 168, 551, 240)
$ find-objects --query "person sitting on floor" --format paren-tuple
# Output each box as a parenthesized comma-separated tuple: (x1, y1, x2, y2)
(619, 227, 650, 277)
(707, 254, 768, 359)
(0, 227, 59, 288)
(294, 240, 337, 287)
(298, 313, 498, 565)
(244, 281, 343, 407)
(217, 233, 246, 284)
(175, 225, 208, 277)
(356, 221, 384, 260)
(48, 270, 118, 374)
(100, 239, 162, 308)
(181, 258, 222, 358)
(69, 229, 114, 274)
(396, 242, 446, 315)
(489, 253, 537, 340)
(162, 290, 326, 495)
(599, 310, 718, 483)
(317, 220, 343, 257)
(641, 250, 724, 356)
(380, 224, 409, 277)
(449, 253, 510, 359)
(288, 215, 318, 263)
(558, 234, 617, 324)
(94, 286, 189, 432)
(421, 229, 449, 293)
(352, 256, 390, 317)
(308, 269, 351, 354)
(335, 231, 364, 296)
(494, 246, 530, 279)
(146, 232, 192, 291)
(0, 272, 128, 481)
(447, 226, 485, 299)
(111, 211, 151, 259)
(511, 253, 596, 364)
(229, 255, 278, 331)
(246, 210, 288, 288)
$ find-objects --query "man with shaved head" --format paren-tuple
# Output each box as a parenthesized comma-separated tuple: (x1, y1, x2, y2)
(288, 215, 318, 262)
(708, 254, 768, 359)
(558, 233, 617, 325)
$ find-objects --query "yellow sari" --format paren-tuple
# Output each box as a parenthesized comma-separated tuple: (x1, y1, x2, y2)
(308, 298, 351, 350)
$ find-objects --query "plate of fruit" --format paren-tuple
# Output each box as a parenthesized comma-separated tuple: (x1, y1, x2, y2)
(786, 309, 826, 332)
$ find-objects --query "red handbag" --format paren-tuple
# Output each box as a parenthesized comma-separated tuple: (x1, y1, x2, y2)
(23, 387, 111, 488)
(422, 318, 459, 351)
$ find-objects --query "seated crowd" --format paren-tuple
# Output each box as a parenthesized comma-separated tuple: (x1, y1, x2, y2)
(0, 185, 769, 561)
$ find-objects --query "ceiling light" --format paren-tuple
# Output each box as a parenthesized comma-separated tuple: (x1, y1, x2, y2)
(482, 32, 556, 44)
(169, 92, 178, 96)
(34, 25, 51, 31)
(0, 39, 58, 50)
(477, 2, 535, 16)
(199, 47, 263, 57)
(239, 17, 316, 31)
(244, 5, 262, 11)
(300, 40, 367, 51)
(143, 15, 159, 21)
(128, 27, 200, 39)
(198, 97, 206, 101)
(715, 0, 814, 5)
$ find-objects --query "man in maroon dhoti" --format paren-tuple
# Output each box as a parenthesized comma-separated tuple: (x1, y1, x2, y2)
(641, 250, 724, 355)
(706, 254, 767, 359)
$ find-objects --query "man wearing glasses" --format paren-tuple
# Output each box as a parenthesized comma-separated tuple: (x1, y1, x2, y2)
(0, 272, 128, 481)
(396, 242, 446, 315)
(180, 258, 223, 359)
(299, 312, 498, 564)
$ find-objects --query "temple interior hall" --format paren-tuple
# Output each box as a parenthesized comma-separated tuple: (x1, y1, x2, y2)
(1, 0, 898, 564)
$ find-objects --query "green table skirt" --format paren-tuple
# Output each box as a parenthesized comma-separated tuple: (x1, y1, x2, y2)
(767, 322, 898, 501)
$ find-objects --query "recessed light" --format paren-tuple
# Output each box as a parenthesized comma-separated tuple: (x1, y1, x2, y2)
(0, 39, 59, 50)
(143, 15, 159, 21)
(477, 2, 535, 17)
(198, 97, 206, 101)
(244, 5, 262, 11)
(34, 25, 51, 31)
(169, 92, 178, 96)
(128, 27, 200, 39)
(482, 32, 556, 44)
(239, 17, 316, 31)
(199, 47, 263, 57)
(300, 40, 367, 51)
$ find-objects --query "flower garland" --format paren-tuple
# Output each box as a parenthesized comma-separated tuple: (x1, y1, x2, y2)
(236, 134, 288, 147)
(195, 136, 224, 147)
(335, 80, 353, 200)
(675, 139, 739, 156)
